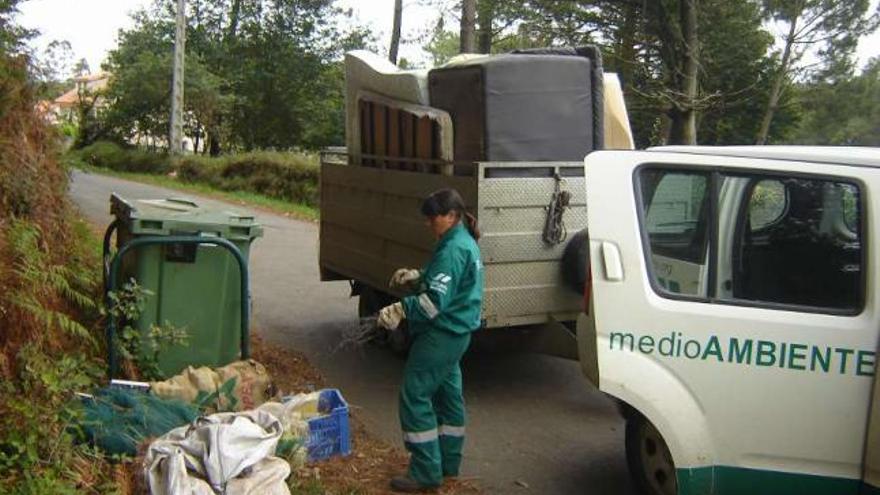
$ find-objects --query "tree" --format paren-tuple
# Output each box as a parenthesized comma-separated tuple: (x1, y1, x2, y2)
(646, 0, 701, 144)
(38, 40, 74, 81)
(0, 0, 34, 55)
(790, 57, 880, 146)
(460, 0, 476, 53)
(73, 58, 90, 77)
(755, 0, 879, 144)
(100, 0, 372, 152)
(389, 0, 402, 64)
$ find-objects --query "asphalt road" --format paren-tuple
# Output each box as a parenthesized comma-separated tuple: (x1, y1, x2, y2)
(69, 169, 636, 494)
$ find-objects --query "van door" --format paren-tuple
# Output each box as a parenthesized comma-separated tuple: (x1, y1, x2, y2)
(584, 150, 880, 495)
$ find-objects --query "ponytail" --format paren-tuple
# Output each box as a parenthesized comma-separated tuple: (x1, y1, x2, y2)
(463, 212, 481, 241)
(421, 188, 480, 240)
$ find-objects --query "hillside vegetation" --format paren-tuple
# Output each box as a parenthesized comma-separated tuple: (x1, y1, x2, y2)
(0, 52, 124, 492)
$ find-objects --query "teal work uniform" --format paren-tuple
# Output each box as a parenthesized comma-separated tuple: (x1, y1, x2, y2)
(399, 221, 483, 487)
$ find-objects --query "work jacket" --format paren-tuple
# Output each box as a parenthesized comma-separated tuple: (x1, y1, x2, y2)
(402, 222, 483, 335)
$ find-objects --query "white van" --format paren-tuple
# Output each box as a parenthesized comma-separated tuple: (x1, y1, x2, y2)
(578, 146, 880, 495)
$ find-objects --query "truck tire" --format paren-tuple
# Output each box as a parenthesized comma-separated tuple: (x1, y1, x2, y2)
(625, 413, 677, 495)
(388, 322, 412, 356)
(357, 285, 411, 355)
(357, 285, 385, 318)
(561, 229, 590, 294)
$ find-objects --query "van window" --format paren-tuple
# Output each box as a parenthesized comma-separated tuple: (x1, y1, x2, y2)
(637, 167, 863, 313)
(639, 170, 710, 297)
(727, 176, 862, 311)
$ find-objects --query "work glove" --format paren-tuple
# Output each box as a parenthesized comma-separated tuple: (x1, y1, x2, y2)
(377, 302, 405, 331)
(389, 268, 421, 290)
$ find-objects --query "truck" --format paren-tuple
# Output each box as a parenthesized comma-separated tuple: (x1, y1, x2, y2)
(578, 146, 880, 495)
(319, 47, 633, 354)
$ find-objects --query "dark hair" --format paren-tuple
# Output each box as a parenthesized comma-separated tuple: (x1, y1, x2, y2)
(421, 188, 481, 240)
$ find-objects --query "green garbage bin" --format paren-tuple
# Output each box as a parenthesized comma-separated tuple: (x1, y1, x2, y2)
(108, 194, 263, 377)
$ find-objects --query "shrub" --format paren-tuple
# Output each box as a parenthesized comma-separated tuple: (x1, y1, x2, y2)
(70, 142, 320, 207)
(178, 151, 320, 207)
(75, 141, 171, 174)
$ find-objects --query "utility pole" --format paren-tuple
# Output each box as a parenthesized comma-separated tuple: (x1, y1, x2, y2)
(169, 0, 186, 154)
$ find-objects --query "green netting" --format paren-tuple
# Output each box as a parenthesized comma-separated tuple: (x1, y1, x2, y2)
(77, 388, 198, 456)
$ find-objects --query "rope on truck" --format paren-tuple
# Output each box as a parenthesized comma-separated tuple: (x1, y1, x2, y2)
(543, 173, 571, 246)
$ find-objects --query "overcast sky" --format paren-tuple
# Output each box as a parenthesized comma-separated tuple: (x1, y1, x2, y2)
(16, 0, 880, 78)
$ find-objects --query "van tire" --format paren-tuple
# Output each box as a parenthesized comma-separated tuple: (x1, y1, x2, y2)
(625, 413, 678, 495)
(561, 229, 590, 294)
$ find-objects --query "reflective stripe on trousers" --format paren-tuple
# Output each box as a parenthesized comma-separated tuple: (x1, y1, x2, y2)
(403, 429, 439, 444)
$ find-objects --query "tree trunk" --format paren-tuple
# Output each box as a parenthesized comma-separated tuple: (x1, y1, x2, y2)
(389, 0, 403, 64)
(208, 127, 221, 156)
(614, 2, 638, 88)
(193, 122, 201, 153)
(668, 0, 699, 145)
(477, 0, 493, 54)
(227, 0, 242, 41)
(460, 0, 477, 53)
(755, 11, 799, 145)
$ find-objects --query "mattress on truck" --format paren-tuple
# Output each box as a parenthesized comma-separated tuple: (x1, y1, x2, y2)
(428, 50, 603, 165)
(344, 50, 430, 161)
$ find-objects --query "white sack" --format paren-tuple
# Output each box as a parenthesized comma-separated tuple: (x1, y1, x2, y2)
(145, 409, 290, 495)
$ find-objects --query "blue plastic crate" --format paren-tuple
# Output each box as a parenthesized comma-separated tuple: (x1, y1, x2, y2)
(305, 389, 351, 462)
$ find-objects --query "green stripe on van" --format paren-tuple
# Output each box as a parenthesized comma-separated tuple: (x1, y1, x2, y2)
(677, 466, 861, 495)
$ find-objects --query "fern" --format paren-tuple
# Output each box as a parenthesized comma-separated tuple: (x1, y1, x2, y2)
(5, 219, 99, 346)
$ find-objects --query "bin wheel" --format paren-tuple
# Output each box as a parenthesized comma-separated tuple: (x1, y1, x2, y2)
(625, 413, 677, 495)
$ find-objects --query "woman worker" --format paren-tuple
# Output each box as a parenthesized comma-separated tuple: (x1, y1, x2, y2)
(376, 188, 484, 493)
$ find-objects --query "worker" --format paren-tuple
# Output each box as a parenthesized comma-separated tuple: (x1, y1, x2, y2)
(377, 188, 484, 492)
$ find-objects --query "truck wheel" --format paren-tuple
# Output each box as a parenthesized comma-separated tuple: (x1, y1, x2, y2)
(561, 229, 590, 294)
(357, 286, 392, 346)
(357, 286, 384, 318)
(625, 413, 677, 495)
(388, 322, 411, 356)
(358, 285, 396, 318)
(358, 285, 411, 354)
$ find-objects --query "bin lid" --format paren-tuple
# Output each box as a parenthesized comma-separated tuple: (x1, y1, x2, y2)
(110, 193, 263, 240)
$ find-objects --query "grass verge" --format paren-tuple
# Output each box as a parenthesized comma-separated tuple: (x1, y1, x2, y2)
(76, 164, 319, 222)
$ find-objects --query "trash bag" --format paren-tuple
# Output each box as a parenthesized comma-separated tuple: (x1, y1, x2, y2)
(145, 409, 290, 495)
(150, 360, 274, 412)
(78, 388, 199, 456)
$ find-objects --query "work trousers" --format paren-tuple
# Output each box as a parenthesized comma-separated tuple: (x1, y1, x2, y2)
(399, 327, 471, 486)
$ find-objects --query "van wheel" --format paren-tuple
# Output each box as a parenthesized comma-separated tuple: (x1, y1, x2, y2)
(625, 414, 677, 495)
